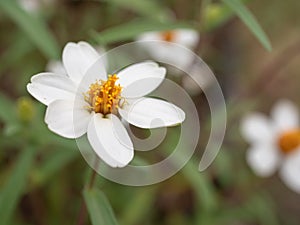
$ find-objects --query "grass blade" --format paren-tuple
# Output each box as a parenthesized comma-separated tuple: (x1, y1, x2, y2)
(0, 146, 36, 225)
(101, 0, 169, 21)
(0, 0, 60, 58)
(222, 0, 272, 51)
(84, 188, 119, 225)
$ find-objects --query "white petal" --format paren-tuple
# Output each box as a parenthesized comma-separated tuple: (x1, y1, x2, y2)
(145, 42, 194, 70)
(173, 29, 199, 48)
(87, 114, 134, 168)
(136, 32, 164, 42)
(246, 144, 280, 177)
(45, 99, 91, 138)
(240, 113, 274, 143)
(62, 42, 105, 84)
(27, 72, 77, 105)
(46, 60, 67, 75)
(19, 0, 40, 12)
(79, 54, 108, 91)
(117, 62, 166, 98)
(280, 150, 300, 193)
(271, 99, 299, 131)
(119, 97, 185, 129)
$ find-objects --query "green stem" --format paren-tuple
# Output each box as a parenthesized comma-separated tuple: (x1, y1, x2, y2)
(76, 160, 99, 225)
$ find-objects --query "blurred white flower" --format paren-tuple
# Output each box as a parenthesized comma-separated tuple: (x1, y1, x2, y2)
(241, 99, 300, 193)
(136, 29, 199, 69)
(27, 41, 185, 168)
(18, 0, 53, 13)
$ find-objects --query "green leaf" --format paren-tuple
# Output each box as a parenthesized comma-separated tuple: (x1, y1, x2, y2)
(101, 0, 169, 21)
(91, 19, 194, 45)
(221, 0, 272, 51)
(182, 160, 218, 212)
(0, 146, 36, 225)
(160, 128, 218, 212)
(84, 188, 119, 225)
(0, 0, 60, 59)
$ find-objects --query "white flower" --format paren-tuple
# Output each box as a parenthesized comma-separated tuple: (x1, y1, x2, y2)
(240, 99, 300, 193)
(18, 0, 53, 13)
(136, 29, 199, 69)
(27, 41, 185, 168)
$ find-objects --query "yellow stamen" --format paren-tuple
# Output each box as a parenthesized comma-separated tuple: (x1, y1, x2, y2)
(161, 31, 176, 42)
(85, 74, 122, 115)
(278, 129, 300, 154)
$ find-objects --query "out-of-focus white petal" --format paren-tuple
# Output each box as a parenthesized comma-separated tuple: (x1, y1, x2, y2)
(136, 30, 199, 70)
(27, 72, 77, 105)
(148, 43, 195, 70)
(19, 0, 40, 12)
(46, 60, 67, 75)
(173, 29, 199, 48)
(246, 143, 280, 177)
(45, 99, 91, 138)
(136, 32, 164, 42)
(62, 42, 104, 84)
(117, 62, 166, 98)
(280, 149, 300, 193)
(240, 113, 274, 143)
(119, 97, 185, 129)
(271, 99, 299, 131)
(87, 114, 134, 168)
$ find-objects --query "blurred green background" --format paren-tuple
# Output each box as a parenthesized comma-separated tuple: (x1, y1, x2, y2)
(0, 0, 300, 224)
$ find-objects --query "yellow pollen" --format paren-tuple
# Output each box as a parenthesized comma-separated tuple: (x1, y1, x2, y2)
(278, 129, 300, 154)
(85, 74, 122, 115)
(161, 31, 176, 42)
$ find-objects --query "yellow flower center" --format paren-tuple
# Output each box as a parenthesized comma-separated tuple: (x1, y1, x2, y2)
(278, 129, 300, 154)
(85, 74, 122, 115)
(161, 31, 176, 42)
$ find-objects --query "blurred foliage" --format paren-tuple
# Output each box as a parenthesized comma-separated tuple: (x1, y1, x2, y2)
(0, 0, 299, 225)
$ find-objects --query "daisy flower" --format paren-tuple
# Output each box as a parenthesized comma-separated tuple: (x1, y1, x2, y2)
(136, 29, 199, 69)
(241, 99, 300, 193)
(27, 41, 185, 168)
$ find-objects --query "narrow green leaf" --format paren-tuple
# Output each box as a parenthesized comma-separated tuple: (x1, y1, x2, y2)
(91, 19, 194, 45)
(0, 146, 36, 225)
(221, 0, 272, 51)
(101, 0, 169, 21)
(182, 160, 218, 211)
(84, 188, 119, 225)
(0, 0, 60, 58)
(161, 128, 218, 212)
